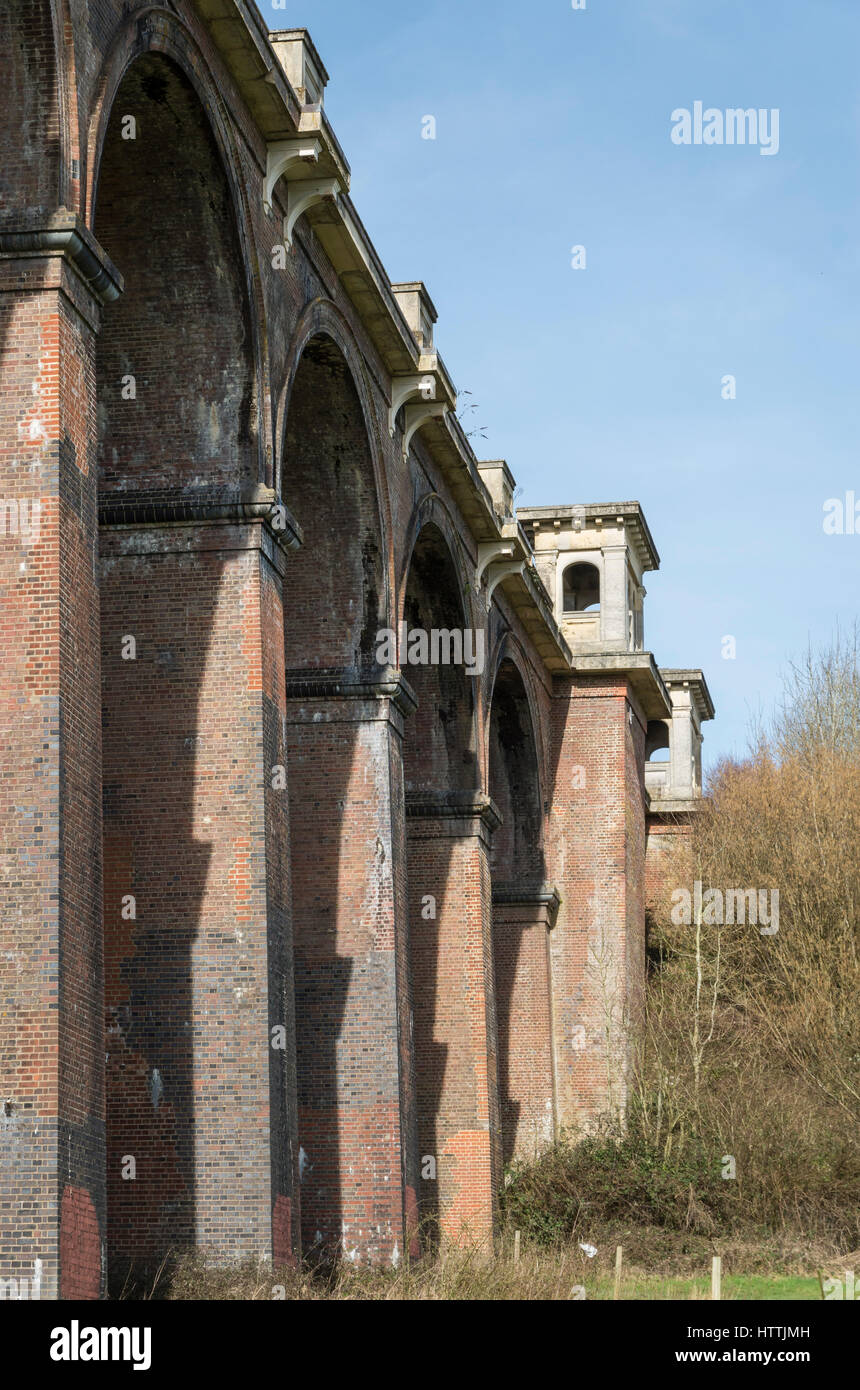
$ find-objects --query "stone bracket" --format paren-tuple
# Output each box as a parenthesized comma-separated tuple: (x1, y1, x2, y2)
(263, 137, 322, 214)
(406, 791, 502, 836)
(475, 540, 527, 608)
(401, 401, 447, 458)
(485, 559, 525, 606)
(492, 882, 562, 926)
(388, 372, 438, 436)
(284, 666, 418, 719)
(98, 488, 303, 552)
(476, 540, 515, 587)
(283, 177, 340, 248)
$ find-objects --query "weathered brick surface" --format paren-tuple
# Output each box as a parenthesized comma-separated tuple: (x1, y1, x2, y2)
(492, 897, 556, 1163)
(546, 676, 647, 1125)
(0, 249, 105, 1300)
(60, 1185, 101, 1299)
(406, 806, 500, 1244)
(0, 1, 62, 217)
(287, 693, 411, 1263)
(100, 533, 293, 1270)
(0, 0, 693, 1292)
(645, 814, 694, 919)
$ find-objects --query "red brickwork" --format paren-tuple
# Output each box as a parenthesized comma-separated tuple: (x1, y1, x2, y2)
(60, 1185, 101, 1300)
(547, 676, 647, 1126)
(645, 814, 694, 920)
(287, 689, 413, 1263)
(492, 896, 557, 1163)
(0, 0, 700, 1293)
(0, 242, 106, 1300)
(406, 802, 501, 1245)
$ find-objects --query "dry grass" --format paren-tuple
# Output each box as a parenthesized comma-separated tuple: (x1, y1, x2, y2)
(127, 1228, 852, 1301)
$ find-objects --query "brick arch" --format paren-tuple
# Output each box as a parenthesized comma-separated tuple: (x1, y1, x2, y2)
(486, 648, 555, 1166)
(397, 492, 479, 635)
(485, 633, 548, 818)
(277, 299, 394, 637)
(93, 51, 259, 493)
(280, 330, 389, 670)
(401, 516, 481, 796)
(486, 651, 545, 881)
(86, 11, 269, 477)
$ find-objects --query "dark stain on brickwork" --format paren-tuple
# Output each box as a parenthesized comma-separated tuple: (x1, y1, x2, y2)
(489, 657, 549, 1163)
(95, 54, 257, 494)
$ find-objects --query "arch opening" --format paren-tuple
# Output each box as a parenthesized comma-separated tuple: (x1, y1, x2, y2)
(95, 53, 257, 496)
(488, 658, 543, 882)
(487, 657, 553, 1165)
(646, 719, 671, 762)
(402, 523, 478, 796)
(562, 561, 600, 613)
(282, 334, 384, 671)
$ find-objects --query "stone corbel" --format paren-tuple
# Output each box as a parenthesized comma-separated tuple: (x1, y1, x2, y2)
(388, 373, 438, 436)
(476, 541, 515, 586)
(283, 178, 340, 248)
(263, 137, 323, 215)
(476, 541, 524, 608)
(485, 559, 525, 606)
(401, 401, 447, 458)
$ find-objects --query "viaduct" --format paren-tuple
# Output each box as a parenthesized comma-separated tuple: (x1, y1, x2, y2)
(0, 1, 714, 1297)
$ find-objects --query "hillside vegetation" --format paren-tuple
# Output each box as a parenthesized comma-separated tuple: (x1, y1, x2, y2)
(504, 634, 860, 1262)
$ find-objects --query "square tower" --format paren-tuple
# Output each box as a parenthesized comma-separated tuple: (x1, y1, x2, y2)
(518, 502, 660, 655)
(646, 669, 715, 804)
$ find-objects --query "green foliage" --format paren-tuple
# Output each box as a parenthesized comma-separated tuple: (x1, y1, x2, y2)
(501, 1122, 738, 1247)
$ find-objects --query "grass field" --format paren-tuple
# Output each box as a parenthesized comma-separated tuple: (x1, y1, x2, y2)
(583, 1274, 821, 1301)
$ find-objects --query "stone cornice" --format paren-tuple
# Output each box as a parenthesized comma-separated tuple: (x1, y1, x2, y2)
(563, 651, 672, 719)
(284, 666, 418, 717)
(659, 668, 716, 721)
(519, 501, 660, 572)
(405, 790, 501, 833)
(98, 487, 302, 551)
(0, 210, 123, 304)
(491, 881, 561, 924)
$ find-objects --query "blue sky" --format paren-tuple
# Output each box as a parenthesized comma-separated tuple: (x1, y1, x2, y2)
(264, 0, 860, 766)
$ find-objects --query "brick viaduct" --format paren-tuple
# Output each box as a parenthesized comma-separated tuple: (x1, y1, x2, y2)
(0, 2, 714, 1298)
